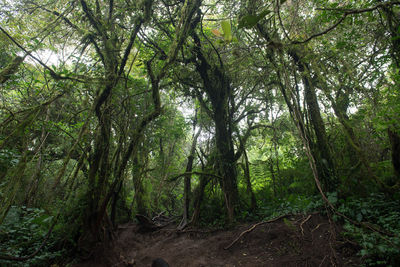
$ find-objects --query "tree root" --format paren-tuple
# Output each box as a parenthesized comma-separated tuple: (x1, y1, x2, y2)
(224, 214, 289, 250)
(300, 214, 312, 236)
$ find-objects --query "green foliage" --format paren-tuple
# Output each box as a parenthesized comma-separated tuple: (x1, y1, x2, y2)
(0, 148, 20, 174)
(238, 9, 271, 29)
(0, 206, 65, 266)
(1, 0, 400, 265)
(196, 189, 227, 227)
(221, 20, 233, 42)
(337, 194, 400, 266)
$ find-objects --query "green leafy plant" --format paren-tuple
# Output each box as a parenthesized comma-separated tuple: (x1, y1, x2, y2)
(0, 206, 65, 267)
(337, 194, 400, 266)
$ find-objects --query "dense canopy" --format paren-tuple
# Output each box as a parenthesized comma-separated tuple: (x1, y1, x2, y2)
(0, 0, 399, 265)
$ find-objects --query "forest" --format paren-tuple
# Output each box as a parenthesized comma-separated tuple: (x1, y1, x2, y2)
(0, 0, 400, 266)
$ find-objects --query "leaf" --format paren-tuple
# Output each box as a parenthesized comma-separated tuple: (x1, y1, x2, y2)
(238, 10, 271, 29)
(258, 9, 271, 19)
(238, 15, 259, 29)
(327, 192, 337, 204)
(361, 208, 367, 215)
(221, 20, 232, 42)
(336, 41, 347, 49)
(211, 29, 222, 37)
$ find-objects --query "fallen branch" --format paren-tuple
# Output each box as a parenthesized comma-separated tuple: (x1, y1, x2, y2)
(318, 255, 327, 267)
(177, 227, 223, 234)
(224, 214, 288, 250)
(300, 214, 312, 236)
(312, 223, 323, 233)
(152, 211, 166, 221)
(136, 214, 162, 231)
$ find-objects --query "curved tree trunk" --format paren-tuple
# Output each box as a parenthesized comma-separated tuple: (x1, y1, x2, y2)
(289, 49, 338, 192)
(191, 32, 239, 222)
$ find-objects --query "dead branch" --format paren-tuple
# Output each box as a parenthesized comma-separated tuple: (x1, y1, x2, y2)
(136, 214, 162, 231)
(318, 255, 327, 267)
(300, 214, 312, 236)
(224, 214, 289, 250)
(177, 227, 223, 234)
(152, 211, 166, 221)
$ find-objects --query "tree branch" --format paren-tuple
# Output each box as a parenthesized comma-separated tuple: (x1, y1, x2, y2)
(0, 26, 84, 82)
(292, 15, 346, 45)
(169, 171, 222, 182)
(80, 0, 108, 40)
(234, 124, 273, 161)
(118, 19, 143, 76)
(26, 0, 80, 31)
(293, 1, 400, 44)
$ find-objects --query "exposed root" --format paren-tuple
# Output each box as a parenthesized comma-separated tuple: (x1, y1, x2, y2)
(300, 214, 312, 236)
(318, 255, 327, 267)
(224, 214, 289, 250)
(312, 223, 322, 233)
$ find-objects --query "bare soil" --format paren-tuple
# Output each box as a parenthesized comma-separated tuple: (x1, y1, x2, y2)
(74, 213, 361, 267)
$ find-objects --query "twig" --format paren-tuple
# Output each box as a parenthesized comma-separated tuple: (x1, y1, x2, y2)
(300, 214, 312, 236)
(318, 255, 327, 267)
(326, 208, 339, 265)
(292, 1, 400, 44)
(178, 228, 222, 234)
(311, 223, 322, 233)
(224, 214, 288, 250)
(292, 15, 346, 44)
(316, 1, 400, 13)
(152, 211, 166, 221)
(0, 26, 84, 82)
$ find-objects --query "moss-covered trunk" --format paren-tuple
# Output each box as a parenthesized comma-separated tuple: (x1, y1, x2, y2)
(290, 50, 338, 192)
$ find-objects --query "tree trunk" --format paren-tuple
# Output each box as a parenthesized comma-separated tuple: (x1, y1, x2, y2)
(191, 173, 209, 225)
(24, 107, 49, 207)
(182, 127, 201, 224)
(214, 108, 239, 222)
(326, 91, 380, 190)
(383, 5, 400, 184)
(290, 49, 338, 192)
(243, 149, 257, 211)
(388, 128, 400, 180)
(268, 158, 277, 198)
(191, 33, 239, 222)
(110, 180, 123, 228)
(131, 155, 148, 216)
(86, 94, 113, 242)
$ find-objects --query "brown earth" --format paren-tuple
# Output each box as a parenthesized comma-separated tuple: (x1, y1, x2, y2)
(74, 213, 361, 267)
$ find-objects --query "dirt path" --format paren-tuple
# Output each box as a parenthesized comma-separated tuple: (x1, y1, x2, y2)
(75, 214, 360, 267)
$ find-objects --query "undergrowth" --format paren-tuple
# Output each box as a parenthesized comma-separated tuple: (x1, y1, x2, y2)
(337, 193, 400, 267)
(1, 193, 399, 266)
(0, 206, 66, 266)
(262, 192, 400, 266)
(199, 191, 400, 266)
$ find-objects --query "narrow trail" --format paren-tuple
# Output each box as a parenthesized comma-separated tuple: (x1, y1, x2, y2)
(75, 214, 361, 267)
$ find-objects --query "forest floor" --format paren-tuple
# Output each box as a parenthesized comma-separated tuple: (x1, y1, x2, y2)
(74, 213, 361, 267)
